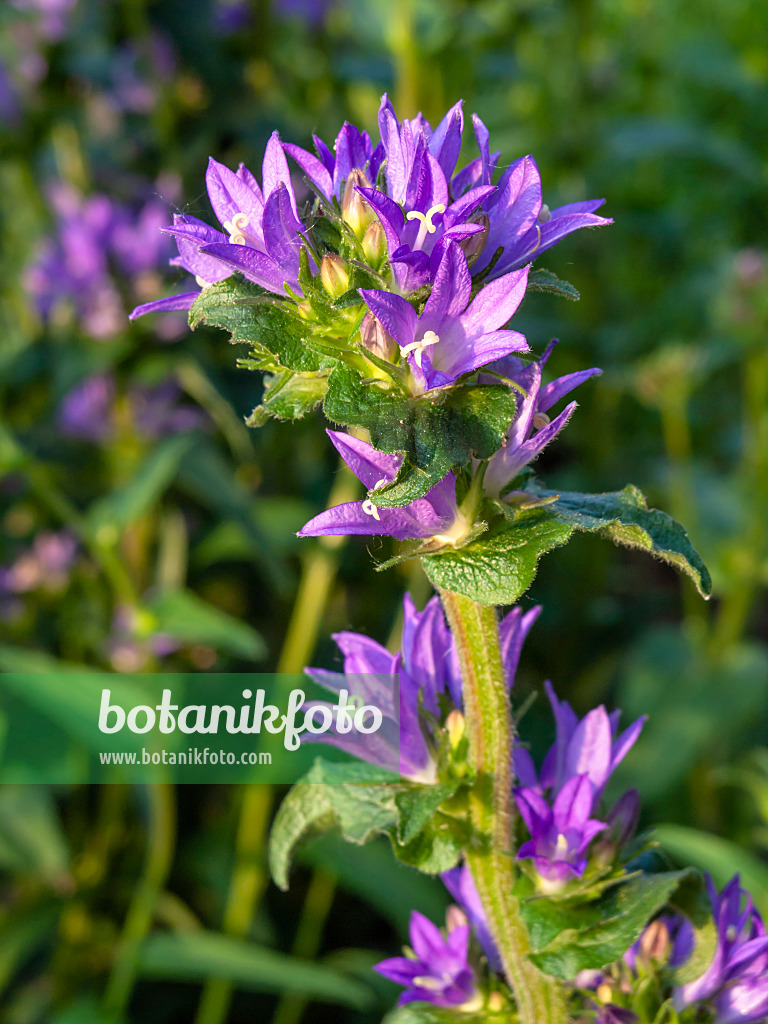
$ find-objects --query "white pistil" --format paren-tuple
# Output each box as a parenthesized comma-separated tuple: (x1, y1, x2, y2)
(532, 411, 551, 430)
(400, 330, 440, 369)
(361, 477, 388, 521)
(554, 833, 570, 859)
(406, 203, 446, 248)
(195, 275, 212, 289)
(223, 211, 250, 245)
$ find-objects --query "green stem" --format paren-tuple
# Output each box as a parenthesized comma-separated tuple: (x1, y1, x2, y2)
(439, 589, 567, 1024)
(102, 783, 176, 1019)
(270, 870, 337, 1024)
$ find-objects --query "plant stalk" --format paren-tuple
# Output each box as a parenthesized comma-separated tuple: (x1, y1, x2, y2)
(439, 589, 567, 1024)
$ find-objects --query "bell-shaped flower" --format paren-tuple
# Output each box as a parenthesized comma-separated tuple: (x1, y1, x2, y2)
(674, 875, 768, 1023)
(297, 430, 462, 542)
(462, 116, 612, 281)
(282, 119, 384, 201)
(304, 591, 541, 783)
(374, 911, 479, 1009)
(360, 243, 529, 393)
(483, 341, 602, 497)
(515, 774, 608, 892)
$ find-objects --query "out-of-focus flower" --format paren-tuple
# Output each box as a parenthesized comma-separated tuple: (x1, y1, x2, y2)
(360, 243, 529, 393)
(211, 0, 251, 35)
(274, 0, 332, 26)
(10, 0, 76, 43)
(298, 430, 462, 543)
(482, 341, 602, 497)
(108, 605, 180, 673)
(374, 911, 479, 1008)
(58, 373, 114, 441)
(130, 379, 206, 437)
(0, 530, 78, 594)
(623, 914, 694, 973)
(674, 875, 768, 1024)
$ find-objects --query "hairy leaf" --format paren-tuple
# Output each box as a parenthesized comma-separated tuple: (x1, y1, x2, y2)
(247, 371, 328, 425)
(528, 268, 581, 301)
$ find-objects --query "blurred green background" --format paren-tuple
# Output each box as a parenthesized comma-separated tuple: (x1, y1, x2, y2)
(0, 0, 767, 1020)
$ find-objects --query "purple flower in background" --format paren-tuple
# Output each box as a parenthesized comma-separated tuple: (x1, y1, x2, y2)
(0, 530, 78, 595)
(211, 0, 251, 34)
(304, 592, 539, 781)
(516, 775, 608, 891)
(298, 430, 461, 542)
(361, 243, 529, 393)
(374, 911, 478, 1008)
(462, 117, 612, 281)
(10, 0, 76, 42)
(275, 0, 331, 27)
(623, 913, 694, 973)
(58, 373, 114, 441)
(482, 341, 602, 497)
(674, 875, 768, 1024)
(442, 865, 500, 970)
(130, 379, 205, 437)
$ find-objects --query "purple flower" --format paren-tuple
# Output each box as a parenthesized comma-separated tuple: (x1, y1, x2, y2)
(360, 242, 529, 393)
(515, 775, 608, 891)
(0, 530, 77, 594)
(623, 913, 695, 973)
(513, 683, 646, 889)
(304, 593, 540, 782)
(374, 911, 478, 1008)
(58, 373, 114, 441)
(674, 875, 768, 1024)
(298, 430, 462, 543)
(462, 117, 612, 281)
(129, 378, 205, 437)
(211, 0, 251, 34)
(482, 341, 602, 497)
(283, 120, 384, 202)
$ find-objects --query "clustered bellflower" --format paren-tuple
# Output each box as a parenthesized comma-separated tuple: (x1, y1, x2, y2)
(304, 593, 540, 782)
(513, 681, 646, 891)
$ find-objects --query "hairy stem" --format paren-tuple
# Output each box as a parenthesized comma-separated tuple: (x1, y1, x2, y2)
(439, 589, 567, 1024)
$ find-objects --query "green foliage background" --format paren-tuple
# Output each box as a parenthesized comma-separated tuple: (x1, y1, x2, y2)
(0, 0, 766, 1020)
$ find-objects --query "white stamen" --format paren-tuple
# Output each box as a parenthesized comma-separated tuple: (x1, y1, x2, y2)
(412, 976, 444, 991)
(538, 204, 551, 223)
(554, 833, 569, 859)
(532, 412, 551, 430)
(223, 212, 251, 245)
(400, 330, 440, 369)
(406, 203, 446, 235)
(522, 223, 542, 259)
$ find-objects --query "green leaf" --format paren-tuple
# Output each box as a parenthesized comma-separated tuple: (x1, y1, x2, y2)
(533, 484, 712, 598)
(0, 903, 60, 996)
(395, 782, 459, 845)
(137, 931, 374, 1008)
(669, 920, 718, 986)
(247, 370, 327, 425)
(527, 870, 691, 979)
(392, 826, 464, 874)
(189, 277, 336, 374)
(85, 434, 195, 542)
(269, 758, 398, 890)
(422, 515, 574, 605)
(528, 268, 581, 301)
(146, 588, 266, 661)
(0, 787, 69, 883)
(654, 824, 768, 916)
(324, 365, 519, 505)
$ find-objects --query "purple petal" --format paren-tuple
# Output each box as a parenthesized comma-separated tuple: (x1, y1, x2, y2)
(538, 367, 603, 413)
(460, 264, 530, 337)
(422, 243, 472, 321)
(262, 182, 303, 268)
(563, 708, 613, 794)
(537, 208, 613, 257)
(129, 292, 199, 319)
(283, 142, 333, 199)
(610, 716, 647, 773)
(374, 956, 422, 986)
(499, 605, 542, 686)
(359, 288, 418, 349)
(198, 243, 293, 295)
(553, 773, 596, 831)
(428, 100, 464, 180)
(326, 429, 402, 488)
(206, 157, 263, 229)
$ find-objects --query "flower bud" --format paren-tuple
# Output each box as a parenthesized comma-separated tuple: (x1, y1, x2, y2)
(532, 411, 551, 430)
(320, 254, 351, 298)
(445, 709, 465, 750)
(296, 300, 314, 320)
(487, 993, 505, 1013)
(360, 312, 396, 361)
(341, 169, 374, 239)
(459, 212, 489, 264)
(361, 221, 387, 265)
(637, 918, 671, 965)
(538, 203, 552, 223)
(445, 905, 468, 933)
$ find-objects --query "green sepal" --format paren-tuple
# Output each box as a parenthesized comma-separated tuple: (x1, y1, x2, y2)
(324, 365, 519, 506)
(528, 268, 581, 301)
(268, 758, 398, 890)
(246, 370, 328, 426)
(525, 869, 693, 979)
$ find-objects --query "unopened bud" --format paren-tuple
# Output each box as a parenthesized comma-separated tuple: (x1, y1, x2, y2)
(296, 300, 314, 320)
(361, 221, 387, 265)
(320, 254, 350, 298)
(360, 312, 396, 361)
(538, 203, 552, 223)
(446, 905, 468, 933)
(459, 212, 489, 264)
(596, 983, 615, 1006)
(639, 918, 671, 964)
(532, 411, 551, 430)
(487, 992, 505, 1013)
(341, 169, 374, 238)
(445, 709, 465, 749)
